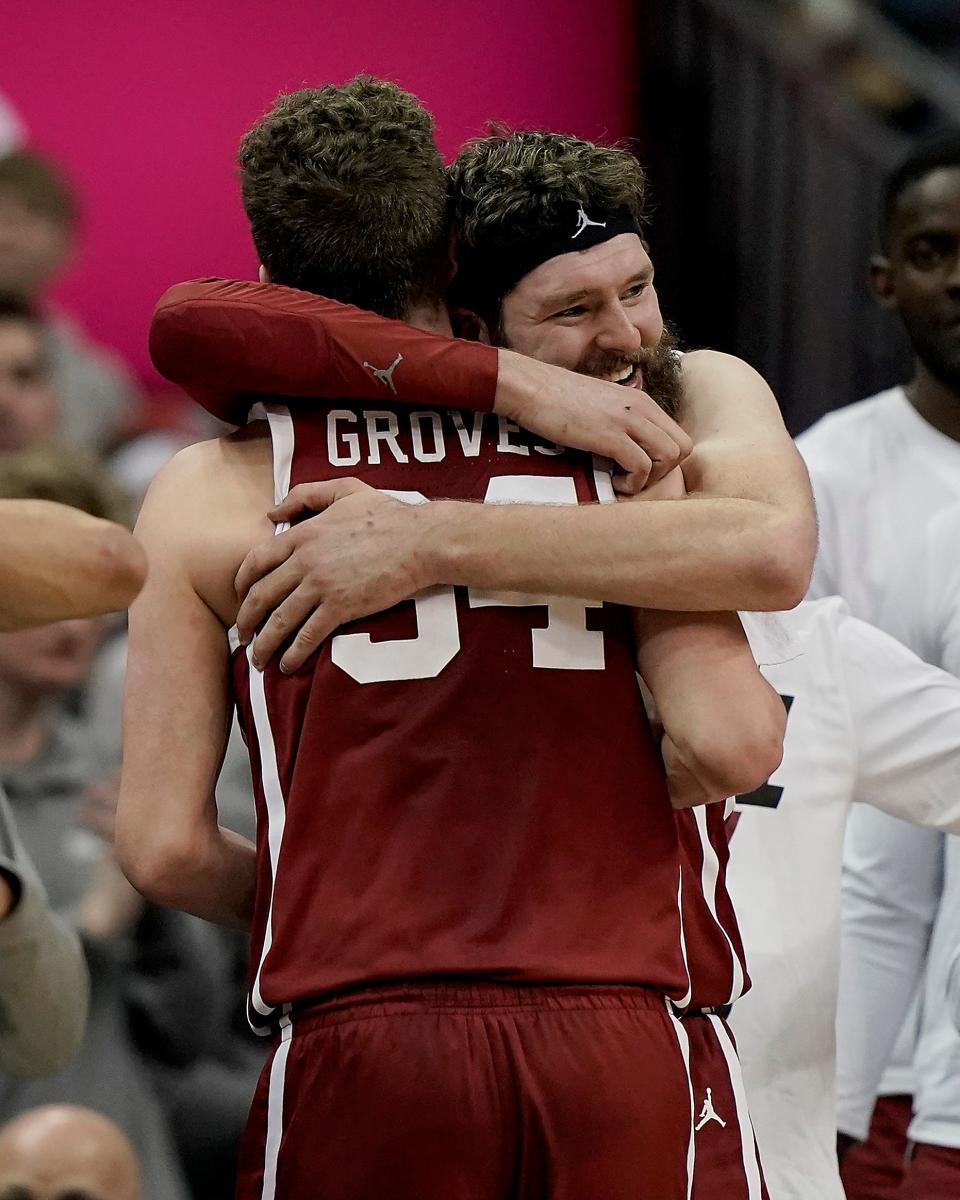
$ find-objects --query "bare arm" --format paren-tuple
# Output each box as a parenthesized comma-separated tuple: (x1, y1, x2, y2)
(635, 608, 785, 808)
(150, 278, 690, 489)
(0, 500, 147, 630)
(628, 469, 786, 808)
(115, 455, 256, 930)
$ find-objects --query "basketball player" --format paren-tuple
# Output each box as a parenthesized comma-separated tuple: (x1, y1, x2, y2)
(118, 81, 812, 1199)
(794, 134, 960, 1196)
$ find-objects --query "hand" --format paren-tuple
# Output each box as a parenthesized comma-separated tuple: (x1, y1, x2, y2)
(496, 349, 693, 495)
(235, 478, 436, 673)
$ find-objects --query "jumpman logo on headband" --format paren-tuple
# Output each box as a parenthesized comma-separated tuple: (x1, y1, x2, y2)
(694, 1088, 727, 1131)
(572, 204, 607, 239)
(363, 352, 404, 394)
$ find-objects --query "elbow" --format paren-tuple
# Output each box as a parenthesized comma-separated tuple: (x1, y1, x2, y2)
(95, 523, 148, 613)
(116, 826, 202, 910)
(747, 514, 817, 611)
(680, 691, 786, 798)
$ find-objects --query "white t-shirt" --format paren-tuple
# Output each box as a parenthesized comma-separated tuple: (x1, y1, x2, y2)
(730, 599, 960, 1200)
(796, 386, 960, 623)
(797, 386, 960, 1103)
(857, 502, 960, 1151)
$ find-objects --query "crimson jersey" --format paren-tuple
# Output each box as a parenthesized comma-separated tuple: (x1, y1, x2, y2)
(230, 400, 746, 1029)
(150, 279, 748, 1022)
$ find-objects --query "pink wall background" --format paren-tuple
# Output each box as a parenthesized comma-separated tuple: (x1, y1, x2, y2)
(3, 0, 639, 386)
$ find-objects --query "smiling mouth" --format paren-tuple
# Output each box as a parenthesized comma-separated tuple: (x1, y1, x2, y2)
(599, 363, 644, 389)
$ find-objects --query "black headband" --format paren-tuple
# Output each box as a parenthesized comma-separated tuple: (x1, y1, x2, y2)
(455, 203, 643, 316)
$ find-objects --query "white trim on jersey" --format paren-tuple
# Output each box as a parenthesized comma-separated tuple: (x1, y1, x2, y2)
(674, 869, 693, 1011)
(709, 1015, 765, 1199)
(667, 1001, 696, 1200)
(247, 406, 295, 1024)
(261, 1010, 294, 1200)
(694, 808, 745, 1006)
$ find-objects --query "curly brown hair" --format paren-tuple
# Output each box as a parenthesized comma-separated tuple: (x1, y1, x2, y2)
(449, 126, 650, 321)
(238, 77, 450, 320)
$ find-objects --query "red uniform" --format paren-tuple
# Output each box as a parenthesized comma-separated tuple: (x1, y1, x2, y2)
(151, 280, 764, 1200)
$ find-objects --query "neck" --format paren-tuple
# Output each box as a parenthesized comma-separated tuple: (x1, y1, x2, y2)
(404, 297, 454, 337)
(905, 361, 960, 442)
(0, 680, 52, 765)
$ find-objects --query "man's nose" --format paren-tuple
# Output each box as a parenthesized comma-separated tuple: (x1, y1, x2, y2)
(946, 256, 960, 298)
(593, 302, 644, 354)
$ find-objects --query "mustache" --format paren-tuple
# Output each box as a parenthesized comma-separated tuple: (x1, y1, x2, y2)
(576, 329, 679, 380)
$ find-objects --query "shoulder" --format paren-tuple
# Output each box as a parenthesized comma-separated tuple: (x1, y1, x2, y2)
(142, 423, 271, 511)
(678, 349, 772, 406)
(680, 348, 764, 383)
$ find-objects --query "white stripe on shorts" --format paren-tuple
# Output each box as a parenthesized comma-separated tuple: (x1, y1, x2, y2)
(708, 1014, 764, 1199)
(261, 1010, 294, 1200)
(666, 1002, 695, 1200)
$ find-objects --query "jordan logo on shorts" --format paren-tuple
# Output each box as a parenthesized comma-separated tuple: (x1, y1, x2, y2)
(572, 205, 606, 239)
(363, 352, 403, 394)
(694, 1087, 727, 1131)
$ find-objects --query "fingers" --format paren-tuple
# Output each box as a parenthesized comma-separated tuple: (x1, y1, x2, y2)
(607, 436, 653, 492)
(278, 606, 340, 675)
(235, 533, 297, 604)
(629, 395, 693, 461)
(268, 477, 369, 523)
(236, 559, 305, 648)
(249, 583, 322, 670)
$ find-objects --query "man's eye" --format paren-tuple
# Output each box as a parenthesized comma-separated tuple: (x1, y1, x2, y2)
(910, 239, 950, 269)
(552, 306, 587, 319)
(622, 283, 647, 300)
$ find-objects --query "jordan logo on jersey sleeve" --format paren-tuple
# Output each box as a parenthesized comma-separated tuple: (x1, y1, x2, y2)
(362, 352, 403, 394)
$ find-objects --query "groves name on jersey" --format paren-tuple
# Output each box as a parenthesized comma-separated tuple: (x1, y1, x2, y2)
(230, 401, 746, 1029)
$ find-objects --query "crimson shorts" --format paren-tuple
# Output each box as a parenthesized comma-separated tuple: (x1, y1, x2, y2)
(898, 1141, 960, 1198)
(235, 983, 767, 1200)
(840, 1094, 913, 1200)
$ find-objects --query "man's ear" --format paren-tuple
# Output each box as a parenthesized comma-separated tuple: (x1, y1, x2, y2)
(869, 254, 897, 310)
(258, 263, 271, 284)
(448, 306, 490, 343)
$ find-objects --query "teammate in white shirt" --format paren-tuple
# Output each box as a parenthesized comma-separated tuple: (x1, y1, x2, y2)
(795, 133, 960, 1196)
(730, 599, 960, 1200)
(828, 502, 960, 1198)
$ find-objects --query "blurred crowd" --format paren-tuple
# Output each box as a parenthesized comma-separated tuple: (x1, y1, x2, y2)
(0, 98, 266, 1200)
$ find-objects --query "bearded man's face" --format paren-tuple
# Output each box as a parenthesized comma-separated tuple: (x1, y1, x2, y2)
(496, 233, 681, 415)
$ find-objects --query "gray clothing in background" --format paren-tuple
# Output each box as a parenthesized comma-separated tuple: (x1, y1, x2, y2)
(44, 316, 138, 455)
(0, 715, 189, 1200)
(0, 785, 89, 1078)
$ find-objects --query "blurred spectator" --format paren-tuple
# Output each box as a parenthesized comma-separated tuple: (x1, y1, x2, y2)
(0, 448, 188, 1200)
(0, 1104, 142, 1200)
(0, 784, 88, 1081)
(0, 96, 24, 159)
(0, 152, 138, 454)
(0, 295, 58, 453)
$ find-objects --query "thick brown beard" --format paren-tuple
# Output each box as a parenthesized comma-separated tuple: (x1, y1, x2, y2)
(574, 326, 682, 418)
